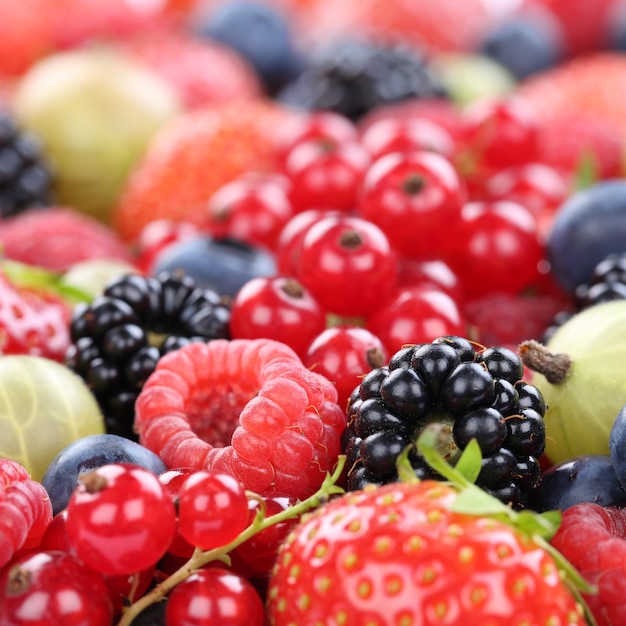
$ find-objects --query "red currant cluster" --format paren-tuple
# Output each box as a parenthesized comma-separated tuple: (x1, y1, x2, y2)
(2, 458, 340, 626)
(133, 98, 577, 407)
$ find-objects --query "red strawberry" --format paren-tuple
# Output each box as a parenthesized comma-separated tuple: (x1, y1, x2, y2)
(111, 100, 295, 242)
(121, 30, 263, 110)
(267, 475, 587, 626)
(518, 54, 626, 146)
(0, 207, 134, 273)
(0, 263, 73, 362)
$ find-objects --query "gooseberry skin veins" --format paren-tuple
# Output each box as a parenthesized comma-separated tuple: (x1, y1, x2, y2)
(65, 463, 177, 576)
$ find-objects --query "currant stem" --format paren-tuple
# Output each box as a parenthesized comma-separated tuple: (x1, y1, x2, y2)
(518, 339, 572, 384)
(115, 457, 347, 626)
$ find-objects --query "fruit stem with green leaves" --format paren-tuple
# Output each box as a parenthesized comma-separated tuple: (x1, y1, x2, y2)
(116, 457, 347, 626)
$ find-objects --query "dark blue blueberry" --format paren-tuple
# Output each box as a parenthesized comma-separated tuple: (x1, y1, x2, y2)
(478, 15, 563, 80)
(42, 433, 167, 515)
(194, 0, 305, 94)
(528, 454, 626, 512)
(548, 180, 626, 294)
(609, 404, 626, 489)
(152, 236, 276, 298)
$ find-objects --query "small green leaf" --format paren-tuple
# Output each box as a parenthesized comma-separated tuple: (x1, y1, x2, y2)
(451, 487, 517, 519)
(452, 439, 482, 484)
(514, 510, 560, 539)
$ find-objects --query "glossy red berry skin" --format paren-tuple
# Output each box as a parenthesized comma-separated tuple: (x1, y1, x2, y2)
(203, 173, 294, 251)
(165, 568, 265, 626)
(229, 276, 327, 358)
(177, 471, 249, 551)
(304, 325, 387, 409)
(65, 463, 177, 576)
(0, 550, 113, 626)
(359, 116, 456, 162)
(275, 208, 341, 276)
(159, 468, 197, 559)
(297, 214, 398, 317)
(445, 200, 546, 299)
(283, 138, 371, 214)
(366, 285, 467, 356)
(358, 150, 466, 262)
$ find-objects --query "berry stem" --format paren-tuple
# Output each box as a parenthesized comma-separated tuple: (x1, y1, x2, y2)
(518, 339, 572, 384)
(115, 456, 347, 626)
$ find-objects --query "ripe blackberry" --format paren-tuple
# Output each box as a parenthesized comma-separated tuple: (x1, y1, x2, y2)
(543, 252, 626, 342)
(0, 110, 53, 218)
(343, 335, 546, 509)
(65, 271, 231, 439)
(276, 38, 448, 122)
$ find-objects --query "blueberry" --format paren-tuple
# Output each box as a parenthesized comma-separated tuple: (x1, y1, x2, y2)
(609, 404, 626, 489)
(527, 454, 626, 512)
(195, 0, 305, 94)
(478, 15, 563, 80)
(152, 236, 277, 298)
(548, 180, 626, 294)
(41, 433, 167, 515)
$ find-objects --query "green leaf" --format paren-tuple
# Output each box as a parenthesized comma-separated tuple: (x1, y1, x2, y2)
(396, 444, 420, 484)
(514, 510, 560, 539)
(452, 439, 482, 484)
(573, 150, 598, 191)
(451, 487, 516, 518)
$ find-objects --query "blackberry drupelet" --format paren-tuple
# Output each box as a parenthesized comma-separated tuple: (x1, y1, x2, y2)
(65, 271, 231, 439)
(343, 335, 546, 509)
(543, 252, 626, 342)
(276, 38, 448, 122)
(0, 110, 53, 218)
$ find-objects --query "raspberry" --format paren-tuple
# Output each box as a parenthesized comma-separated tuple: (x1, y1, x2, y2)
(343, 335, 546, 509)
(551, 502, 626, 626)
(134, 338, 346, 500)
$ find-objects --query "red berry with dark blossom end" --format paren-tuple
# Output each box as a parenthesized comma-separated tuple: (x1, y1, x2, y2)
(177, 471, 249, 551)
(297, 214, 398, 317)
(366, 284, 467, 356)
(358, 150, 466, 262)
(445, 200, 546, 300)
(275, 208, 342, 276)
(229, 276, 327, 358)
(166, 568, 265, 626)
(303, 325, 387, 410)
(203, 173, 295, 251)
(274, 110, 359, 169)
(283, 138, 371, 214)
(65, 463, 177, 576)
(0, 550, 113, 626)
(359, 115, 457, 162)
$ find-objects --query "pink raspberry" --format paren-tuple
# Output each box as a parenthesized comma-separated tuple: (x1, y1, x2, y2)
(551, 502, 626, 626)
(135, 339, 346, 499)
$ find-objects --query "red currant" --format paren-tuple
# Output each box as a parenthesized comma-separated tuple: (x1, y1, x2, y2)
(203, 173, 294, 251)
(275, 208, 341, 276)
(65, 463, 177, 576)
(159, 467, 197, 559)
(229, 276, 327, 358)
(360, 116, 456, 162)
(304, 325, 387, 409)
(445, 200, 546, 299)
(358, 150, 466, 262)
(177, 471, 249, 551)
(1, 550, 112, 626)
(366, 285, 467, 356)
(165, 568, 265, 626)
(297, 214, 399, 317)
(397, 258, 464, 302)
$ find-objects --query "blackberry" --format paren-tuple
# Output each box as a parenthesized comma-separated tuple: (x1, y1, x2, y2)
(0, 110, 54, 218)
(65, 271, 231, 439)
(543, 252, 626, 342)
(342, 336, 547, 509)
(276, 38, 448, 122)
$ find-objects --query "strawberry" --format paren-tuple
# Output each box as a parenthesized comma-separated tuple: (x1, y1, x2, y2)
(120, 29, 263, 110)
(267, 438, 591, 626)
(111, 100, 295, 243)
(0, 261, 75, 362)
(0, 207, 135, 273)
(518, 53, 626, 146)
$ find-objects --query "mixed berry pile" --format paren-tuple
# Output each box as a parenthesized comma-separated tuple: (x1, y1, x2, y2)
(3, 0, 626, 624)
